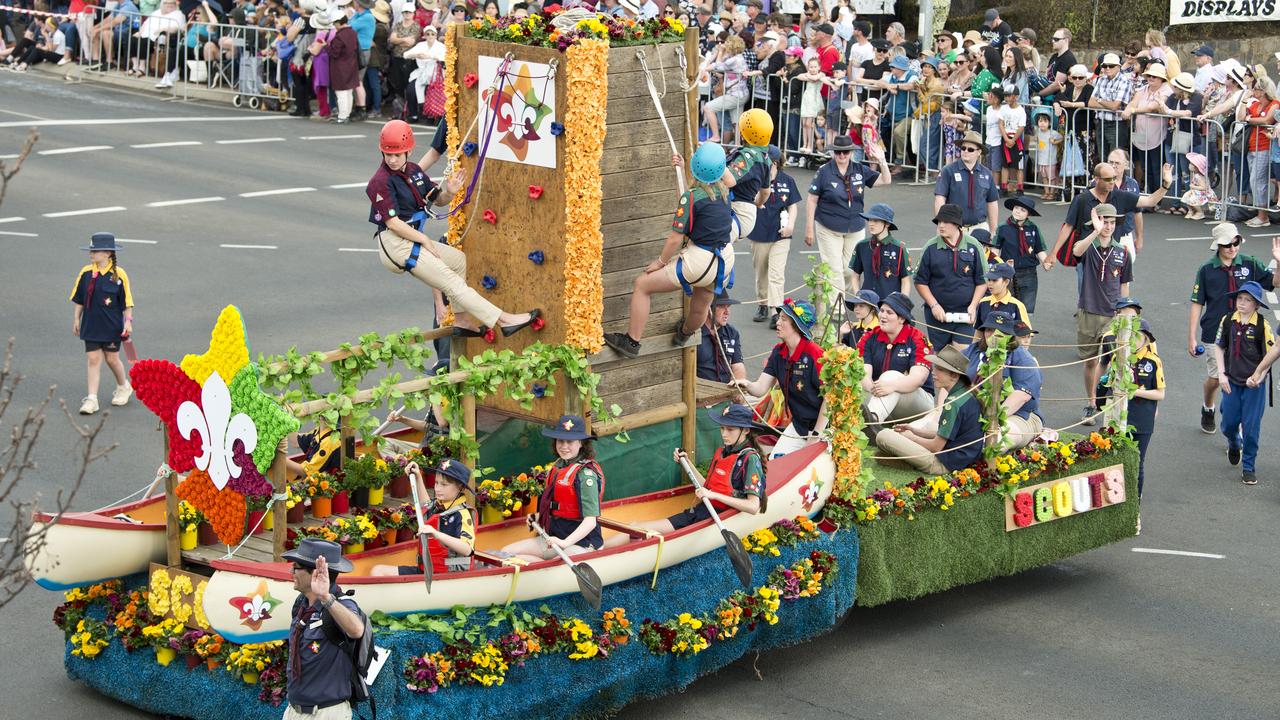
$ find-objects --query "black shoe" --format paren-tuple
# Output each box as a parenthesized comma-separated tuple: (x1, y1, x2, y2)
(768, 310, 780, 330)
(1200, 407, 1216, 434)
(288, 107, 311, 117)
(753, 305, 768, 323)
(603, 332, 640, 359)
(1228, 445, 1241, 466)
(1243, 470, 1258, 485)
(500, 308, 544, 337)
(672, 318, 695, 346)
(1081, 406, 1098, 426)
(451, 325, 487, 338)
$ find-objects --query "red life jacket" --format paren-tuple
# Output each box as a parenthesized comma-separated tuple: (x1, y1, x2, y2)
(539, 459, 605, 521)
(704, 446, 760, 512)
(414, 503, 472, 573)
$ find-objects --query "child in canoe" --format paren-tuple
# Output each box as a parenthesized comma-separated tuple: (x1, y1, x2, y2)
(603, 403, 765, 547)
(371, 458, 474, 576)
(502, 415, 605, 561)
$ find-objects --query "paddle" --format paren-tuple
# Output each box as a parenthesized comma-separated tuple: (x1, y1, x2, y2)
(373, 405, 407, 437)
(677, 455, 753, 589)
(527, 518, 603, 610)
(406, 464, 434, 593)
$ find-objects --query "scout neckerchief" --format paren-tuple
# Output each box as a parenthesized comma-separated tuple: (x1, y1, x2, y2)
(1007, 216, 1031, 256)
(1092, 238, 1118, 284)
(289, 602, 320, 681)
(869, 232, 902, 278)
(1218, 253, 1240, 303)
(1229, 310, 1266, 361)
(386, 161, 426, 207)
(940, 232, 964, 274)
(780, 337, 812, 399)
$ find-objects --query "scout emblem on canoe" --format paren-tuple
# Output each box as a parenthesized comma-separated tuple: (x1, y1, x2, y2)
(230, 580, 280, 631)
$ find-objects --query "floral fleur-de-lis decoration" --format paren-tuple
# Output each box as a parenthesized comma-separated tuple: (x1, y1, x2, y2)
(230, 580, 280, 631)
(177, 370, 258, 491)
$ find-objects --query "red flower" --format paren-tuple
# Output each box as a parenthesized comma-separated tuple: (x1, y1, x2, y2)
(482, 209, 498, 224)
(527, 185, 543, 200)
(463, 73, 478, 88)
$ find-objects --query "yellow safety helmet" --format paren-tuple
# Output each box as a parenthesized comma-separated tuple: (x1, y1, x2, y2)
(738, 108, 773, 147)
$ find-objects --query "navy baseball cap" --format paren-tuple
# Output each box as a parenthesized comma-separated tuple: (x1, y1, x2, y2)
(986, 262, 1015, 280)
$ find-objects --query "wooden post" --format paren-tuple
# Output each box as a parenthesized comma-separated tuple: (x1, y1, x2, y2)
(679, 29, 701, 462)
(270, 443, 288, 562)
(681, 345, 697, 459)
(162, 435, 181, 566)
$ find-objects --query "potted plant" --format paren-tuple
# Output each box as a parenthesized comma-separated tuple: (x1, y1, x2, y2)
(140, 617, 185, 667)
(172, 629, 209, 670)
(392, 503, 416, 542)
(303, 472, 337, 519)
(285, 484, 306, 524)
(371, 505, 409, 545)
(194, 631, 227, 670)
(329, 515, 378, 554)
(360, 511, 385, 550)
(342, 453, 391, 509)
(177, 501, 203, 550)
(226, 641, 283, 685)
(386, 451, 414, 498)
(330, 469, 351, 515)
(245, 493, 271, 536)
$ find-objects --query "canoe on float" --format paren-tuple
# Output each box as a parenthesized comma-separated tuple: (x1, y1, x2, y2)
(203, 442, 835, 643)
(26, 495, 169, 591)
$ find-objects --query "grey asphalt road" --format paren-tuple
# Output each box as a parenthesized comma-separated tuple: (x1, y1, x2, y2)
(1, 72, 1278, 720)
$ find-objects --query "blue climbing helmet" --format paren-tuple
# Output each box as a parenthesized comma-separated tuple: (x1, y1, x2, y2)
(690, 142, 727, 185)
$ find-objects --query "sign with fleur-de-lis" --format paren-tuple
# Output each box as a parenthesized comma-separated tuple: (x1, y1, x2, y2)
(177, 370, 257, 491)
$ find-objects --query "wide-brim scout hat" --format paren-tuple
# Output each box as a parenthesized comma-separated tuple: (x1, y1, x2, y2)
(859, 202, 897, 229)
(879, 291, 914, 321)
(959, 130, 983, 149)
(711, 291, 739, 307)
(962, 30, 982, 45)
(845, 288, 881, 310)
(986, 261, 1015, 280)
(932, 203, 964, 226)
(282, 538, 354, 573)
(543, 414, 596, 441)
(926, 346, 969, 376)
(830, 134, 856, 152)
(1004, 195, 1039, 216)
(708, 403, 757, 429)
(780, 299, 817, 339)
(82, 231, 124, 252)
(1232, 281, 1269, 308)
(977, 310, 1016, 332)
(1209, 222, 1243, 249)
(433, 457, 472, 486)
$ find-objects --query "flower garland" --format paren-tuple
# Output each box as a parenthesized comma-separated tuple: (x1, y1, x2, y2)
(818, 344, 873, 498)
(740, 516, 818, 556)
(444, 23, 467, 249)
(560, 39, 608, 352)
(1104, 314, 1142, 432)
(467, 10, 684, 50)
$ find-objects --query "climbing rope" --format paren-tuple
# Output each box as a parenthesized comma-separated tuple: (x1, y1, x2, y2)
(637, 46, 685, 194)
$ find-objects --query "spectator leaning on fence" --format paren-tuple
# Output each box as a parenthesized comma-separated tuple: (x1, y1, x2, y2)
(1239, 76, 1280, 227)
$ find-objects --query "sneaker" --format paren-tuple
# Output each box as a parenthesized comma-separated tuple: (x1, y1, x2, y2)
(602, 332, 640, 359)
(1242, 470, 1257, 485)
(1081, 406, 1097, 426)
(79, 395, 99, 415)
(111, 384, 133, 406)
(1228, 445, 1241, 466)
(753, 305, 768, 323)
(57, 56, 72, 66)
(1200, 407, 1215, 434)
(1245, 217, 1271, 228)
(768, 311, 779, 330)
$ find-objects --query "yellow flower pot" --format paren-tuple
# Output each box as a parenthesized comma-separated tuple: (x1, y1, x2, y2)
(155, 647, 177, 666)
(368, 486, 384, 506)
(242, 672, 259, 685)
(343, 542, 364, 554)
(179, 528, 198, 551)
(480, 505, 506, 525)
(263, 512, 274, 531)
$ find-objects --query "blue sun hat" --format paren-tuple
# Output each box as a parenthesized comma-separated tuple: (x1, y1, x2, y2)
(1231, 281, 1269, 309)
(707, 403, 757, 429)
(779, 299, 817, 339)
(542, 414, 597, 441)
(690, 142, 727, 184)
(434, 458, 473, 486)
(845, 288, 880, 310)
(81, 232, 124, 252)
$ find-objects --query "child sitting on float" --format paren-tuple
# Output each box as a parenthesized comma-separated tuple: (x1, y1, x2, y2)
(840, 288, 881, 349)
(501, 415, 605, 561)
(371, 458, 474, 576)
(603, 403, 764, 548)
(285, 419, 341, 479)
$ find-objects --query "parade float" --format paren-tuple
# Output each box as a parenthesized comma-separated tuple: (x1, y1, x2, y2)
(30, 14, 1141, 719)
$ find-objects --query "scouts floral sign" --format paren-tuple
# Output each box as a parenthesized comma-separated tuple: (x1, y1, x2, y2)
(130, 306, 299, 545)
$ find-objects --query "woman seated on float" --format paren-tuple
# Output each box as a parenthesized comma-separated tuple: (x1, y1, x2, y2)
(371, 458, 475, 576)
(856, 291, 935, 438)
(603, 403, 764, 548)
(731, 299, 827, 458)
(875, 346, 985, 474)
(963, 311, 1043, 450)
(501, 415, 605, 562)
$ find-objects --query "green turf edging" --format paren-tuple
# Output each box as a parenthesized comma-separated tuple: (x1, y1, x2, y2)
(854, 445, 1139, 607)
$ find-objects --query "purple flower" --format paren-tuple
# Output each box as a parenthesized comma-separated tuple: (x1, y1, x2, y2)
(462, 141, 478, 157)
(481, 275, 497, 290)
(532, 383, 546, 398)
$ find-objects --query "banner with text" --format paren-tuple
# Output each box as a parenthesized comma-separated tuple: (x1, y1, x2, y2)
(1170, 0, 1280, 24)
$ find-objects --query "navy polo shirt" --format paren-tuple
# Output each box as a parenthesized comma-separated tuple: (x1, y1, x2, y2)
(974, 294, 1030, 328)
(727, 145, 770, 202)
(850, 233, 912, 299)
(286, 589, 363, 707)
(841, 316, 880, 350)
(1190, 255, 1277, 342)
(748, 174, 801, 242)
(69, 265, 133, 343)
(936, 385, 984, 471)
(857, 323, 935, 394)
(697, 323, 744, 383)
(934, 160, 999, 226)
(429, 119, 448, 156)
(366, 160, 438, 232)
(763, 338, 825, 435)
(808, 160, 880, 234)
(1129, 345, 1164, 434)
(996, 219, 1046, 270)
(1077, 240, 1132, 316)
(1062, 188, 1141, 248)
(673, 187, 733, 249)
(914, 235, 987, 312)
(963, 343, 1041, 419)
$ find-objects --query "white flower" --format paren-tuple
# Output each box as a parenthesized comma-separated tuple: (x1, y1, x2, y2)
(177, 370, 257, 491)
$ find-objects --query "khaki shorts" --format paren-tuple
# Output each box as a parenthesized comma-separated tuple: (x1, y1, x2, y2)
(1205, 351, 1219, 379)
(662, 244, 735, 291)
(1076, 311, 1113, 360)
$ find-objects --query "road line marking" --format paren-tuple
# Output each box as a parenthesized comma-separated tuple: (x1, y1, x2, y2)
(42, 206, 127, 218)
(0, 108, 48, 120)
(38, 145, 113, 156)
(1165, 236, 1210, 242)
(299, 134, 366, 141)
(0, 116, 292, 128)
(800, 250, 819, 255)
(146, 196, 224, 207)
(0, 230, 38, 237)
(239, 187, 316, 198)
(328, 182, 367, 189)
(0, 217, 26, 224)
(220, 243, 277, 250)
(338, 247, 377, 252)
(1131, 547, 1225, 559)
(217, 137, 286, 145)
(0, 154, 18, 160)
(131, 140, 203, 149)
(116, 238, 158, 244)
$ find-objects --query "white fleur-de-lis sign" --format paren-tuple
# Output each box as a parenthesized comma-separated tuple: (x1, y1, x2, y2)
(177, 370, 258, 491)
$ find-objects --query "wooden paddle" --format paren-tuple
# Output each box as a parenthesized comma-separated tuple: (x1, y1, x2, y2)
(677, 455, 753, 589)
(528, 518, 603, 610)
(373, 405, 407, 437)
(406, 464, 434, 593)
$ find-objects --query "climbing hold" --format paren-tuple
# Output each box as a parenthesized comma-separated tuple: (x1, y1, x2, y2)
(462, 141, 478, 157)
(550, 122, 565, 136)
(481, 274, 498, 290)
(528, 250, 545, 265)
(531, 383, 547, 398)
(463, 73, 478, 88)
(528, 185, 544, 200)
(482, 209, 498, 224)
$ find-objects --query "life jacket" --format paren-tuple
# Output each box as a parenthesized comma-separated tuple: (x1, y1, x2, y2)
(538, 459, 605, 521)
(415, 501, 473, 573)
(704, 445, 762, 513)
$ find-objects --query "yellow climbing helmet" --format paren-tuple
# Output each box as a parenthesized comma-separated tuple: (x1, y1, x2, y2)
(738, 108, 773, 147)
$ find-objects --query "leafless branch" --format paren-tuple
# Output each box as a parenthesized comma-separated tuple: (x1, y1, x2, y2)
(0, 129, 38, 208)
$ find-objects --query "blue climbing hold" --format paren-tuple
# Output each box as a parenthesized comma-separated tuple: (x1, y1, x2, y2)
(528, 250, 545, 265)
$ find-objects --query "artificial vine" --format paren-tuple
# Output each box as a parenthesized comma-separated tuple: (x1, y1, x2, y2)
(802, 262, 842, 350)
(974, 334, 1012, 459)
(1104, 315, 1142, 432)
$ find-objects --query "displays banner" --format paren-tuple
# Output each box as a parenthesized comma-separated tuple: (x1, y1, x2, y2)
(1170, 0, 1280, 25)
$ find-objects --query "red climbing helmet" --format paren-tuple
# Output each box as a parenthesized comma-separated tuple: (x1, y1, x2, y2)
(379, 119, 415, 154)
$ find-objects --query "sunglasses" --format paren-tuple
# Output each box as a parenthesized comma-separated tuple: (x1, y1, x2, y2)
(955, 58, 968, 63)
(1222, 239, 1243, 248)
(960, 146, 980, 152)
(291, 563, 311, 572)
(1101, 64, 1118, 69)
(1094, 174, 1117, 181)
(1052, 36, 1066, 41)
(1071, 76, 1088, 80)
(833, 149, 852, 155)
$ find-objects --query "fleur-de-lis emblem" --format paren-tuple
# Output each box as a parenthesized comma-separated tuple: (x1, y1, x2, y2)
(230, 580, 279, 631)
(440, 459, 450, 472)
(177, 370, 258, 492)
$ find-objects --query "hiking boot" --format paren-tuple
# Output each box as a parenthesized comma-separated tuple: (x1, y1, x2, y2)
(111, 384, 133, 406)
(1228, 445, 1241, 466)
(79, 395, 99, 415)
(1200, 407, 1216, 434)
(1081, 406, 1097, 426)
(768, 311, 780, 330)
(603, 332, 640, 359)
(672, 319, 696, 346)
(1242, 470, 1258, 485)
(753, 305, 768, 323)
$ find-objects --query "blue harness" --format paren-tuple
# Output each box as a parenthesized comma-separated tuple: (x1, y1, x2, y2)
(675, 188, 735, 296)
(401, 210, 429, 271)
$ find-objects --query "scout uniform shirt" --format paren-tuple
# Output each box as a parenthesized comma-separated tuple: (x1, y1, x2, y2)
(747, 173, 801, 243)
(934, 160, 999, 226)
(857, 322, 934, 394)
(914, 235, 988, 312)
(764, 337, 825, 435)
(850, 232, 913, 299)
(963, 343, 1042, 419)
(1190, 255, 1277, 343)
(1215, 311, 1276, 386)
(1077, 239, 1132, 316)
(287, 589, 363, 708)
(69, 264, 134, 343)
(673, 187, 734, 248)
(841, 314, 880, 350)
(974, 292, 1030, 327)
(808, 160, 881, 234)
(1128, 343, 1165, 435)
(936, 385, 984, 471)
(697, 322, 744, 383)
(726, 145, 770, 204)
(366, 160, 441, 232)
(996, 218, 1046, 271)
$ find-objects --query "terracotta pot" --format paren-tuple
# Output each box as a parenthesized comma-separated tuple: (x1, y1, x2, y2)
(197, 522, 218, 546)
(287, 504, 305, 524)
(184, 654, 202, 671)
(368, 486, 384, 506)
(179, 528, 198, 551)
(387, 474, 410, 498)
(350, 487, 370, 510)
(155, 647, 177, 667)
(311, 496, 332, 519)
(246, 510, 267, 535)
(331, 490, 350, 515)
(382, 528, 399, 546)
(395, 526, 413, 543)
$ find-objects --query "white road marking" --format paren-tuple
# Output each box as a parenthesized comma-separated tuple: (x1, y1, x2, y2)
(0, 116, 291, 128)
(0, 230, 38, 237)
(131, 141, 203, 149)
(299, 134, 366, 141)
(146, 196, 225, 207)
(0, 217, 26, 224)
(221, 244, 277, 250)
(1131, 547, 1225, 559)
(328, 182, 367, 189)
(116, 238, 158, 244)
(42, 206, 127, 218)
(800, 250, 820, 255)
(338, 247, 377, 252)
(239, 187, 316, 198)
(216, 137, 286, 145)
(1165, 236, 1210, 242)
(0, 108, 48, 120)
(38, 145, 113, 156)
(0, 154, 18, 160)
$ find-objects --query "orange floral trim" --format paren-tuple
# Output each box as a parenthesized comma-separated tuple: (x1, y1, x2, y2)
(818, 344, 869, 498)
(561, 39, 608, 353)
(444, 23, 467, 249)
(176, 469, 246, 546)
